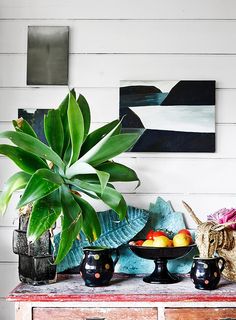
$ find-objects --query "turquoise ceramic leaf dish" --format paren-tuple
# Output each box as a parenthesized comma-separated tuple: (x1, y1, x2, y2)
(55, 206, 149, 273)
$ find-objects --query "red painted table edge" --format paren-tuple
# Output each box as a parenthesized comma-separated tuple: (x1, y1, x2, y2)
(6, 294, 236, 303)
(6, 275, 236, 303)
(7, 292, 236, 303)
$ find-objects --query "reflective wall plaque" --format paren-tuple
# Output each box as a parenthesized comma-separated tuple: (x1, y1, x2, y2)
(27, 26, 69, 85)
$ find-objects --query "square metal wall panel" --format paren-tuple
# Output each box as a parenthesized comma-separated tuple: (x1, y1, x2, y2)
(27, 26, 69, 85)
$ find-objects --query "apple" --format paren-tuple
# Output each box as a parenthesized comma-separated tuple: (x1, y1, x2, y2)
(153, 230, 167, 238)
(146, 230, 154, 240)
(135, 240, 144, 246)
(173, 233, 192, 247)
(178, 229, 191, 236)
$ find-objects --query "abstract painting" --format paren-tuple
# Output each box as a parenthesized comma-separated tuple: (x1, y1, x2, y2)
(18, 108, 49, 143)
(27, 26, 69, 85)
(119, 80, 215, 152)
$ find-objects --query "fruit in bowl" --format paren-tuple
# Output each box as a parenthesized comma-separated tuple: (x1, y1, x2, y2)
(173, 233, 192, 247)
(133, 228, 193, 248)
(153, 236, 173, 247)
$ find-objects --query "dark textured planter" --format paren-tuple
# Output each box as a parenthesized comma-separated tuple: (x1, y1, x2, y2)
(13, 214, 56, 285)
(13, 230, 50, 256)
(19, 255, 56, 285)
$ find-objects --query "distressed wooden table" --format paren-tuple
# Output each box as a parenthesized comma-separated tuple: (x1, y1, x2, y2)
(7, 274, 236, 320)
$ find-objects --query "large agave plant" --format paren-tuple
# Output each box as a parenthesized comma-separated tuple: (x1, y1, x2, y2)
(0, 90, 140, 263)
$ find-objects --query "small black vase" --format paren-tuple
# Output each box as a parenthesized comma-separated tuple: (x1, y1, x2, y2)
(80, 247, 119, 287)
(12, 215, 56, 285)
(190, 256, 225, 290)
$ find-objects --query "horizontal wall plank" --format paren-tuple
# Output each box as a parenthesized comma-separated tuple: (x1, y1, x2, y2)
(2, 20, 236, 54)
(217, 89, 236, 123)
(113, 157, 236, 194)
(0, 299, 15, 320)
(0, 192, 19, 227)
(0, 87, 235, 123)
(0, 263, 18, 297)
(0, 228, 17, 262)
(1, 157, 236, 194)
(1, 122, 236, 158)
(1, 54, 236, 88)
(0, 87, 118, 122)
(1, 0, 236, 19)
(124, 193, 236, 228)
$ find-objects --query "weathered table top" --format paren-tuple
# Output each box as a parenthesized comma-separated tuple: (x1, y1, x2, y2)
(7, 274, 236, 303)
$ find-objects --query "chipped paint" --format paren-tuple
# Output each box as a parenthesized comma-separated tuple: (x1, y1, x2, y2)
(7, 274, 236, 303)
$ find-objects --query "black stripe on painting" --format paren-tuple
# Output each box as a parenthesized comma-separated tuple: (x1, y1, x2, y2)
(161, 80, 215, 106)
(123, 129, 215, 153)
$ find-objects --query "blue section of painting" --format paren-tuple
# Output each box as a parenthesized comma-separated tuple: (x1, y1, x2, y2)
(120, 92, 168, 107)
(115, 197, 197, 274)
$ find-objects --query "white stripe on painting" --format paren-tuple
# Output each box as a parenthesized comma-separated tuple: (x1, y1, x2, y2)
(129, 105, 215, 133)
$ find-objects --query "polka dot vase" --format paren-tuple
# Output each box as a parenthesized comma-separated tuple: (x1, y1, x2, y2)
(80, 247, 119, 287)
(190, 256, 225, 290)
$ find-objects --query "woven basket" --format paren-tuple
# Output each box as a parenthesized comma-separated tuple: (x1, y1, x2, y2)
(183, 201, 236, 282)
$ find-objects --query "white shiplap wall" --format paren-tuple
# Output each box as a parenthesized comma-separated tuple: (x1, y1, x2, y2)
(1, 1, 236, 318)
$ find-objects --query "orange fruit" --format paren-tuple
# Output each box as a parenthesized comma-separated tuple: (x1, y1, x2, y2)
(173, 233, 192, 247)
(142, 239, 154, 247)
(153, 236, 170, 247)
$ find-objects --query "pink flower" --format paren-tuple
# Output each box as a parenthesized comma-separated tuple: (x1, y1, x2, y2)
(207, 208, 236, 230)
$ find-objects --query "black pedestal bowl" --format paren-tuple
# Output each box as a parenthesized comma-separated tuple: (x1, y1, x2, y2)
(129, 242, 196, 284)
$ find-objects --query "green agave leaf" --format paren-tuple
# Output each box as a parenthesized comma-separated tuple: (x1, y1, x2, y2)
(17, 169, 63, 209)
(58, 93, 70, 158)
(66, 162, 110, 194)
(27, 190, 61, 242)
(77, 94, 90, 141)
(71, 179, 127, 220)
(74, 120, 121, 168)
(58, 89, 76, 161)
(87, 133, 141, 167)
(0, 131, 64, 170)
(55, 185, 83, 264)
(69, 184, 99, 200)
(73, 194, 101, 242)
(55, 206, 149, 272)
(44, 109, 64, 157)
(0, 172, 31, 214)
(63, 141, 71, 164)
(80, 119, 120, 157)
(0, 144, 48, 174)
(12, 118, 37, 138)
(67, 93, 84, 166)
(97, 161, 140, 186)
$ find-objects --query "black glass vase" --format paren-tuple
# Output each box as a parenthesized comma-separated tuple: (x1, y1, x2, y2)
(12, 214, 56, 285)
